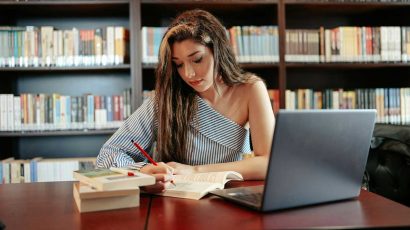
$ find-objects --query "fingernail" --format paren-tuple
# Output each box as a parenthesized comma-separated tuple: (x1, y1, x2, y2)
(164, 174, 172, 181)
(167, 181, 176, 189)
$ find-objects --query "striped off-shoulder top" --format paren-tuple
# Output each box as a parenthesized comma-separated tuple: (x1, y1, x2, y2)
(96, 96, 251, 169)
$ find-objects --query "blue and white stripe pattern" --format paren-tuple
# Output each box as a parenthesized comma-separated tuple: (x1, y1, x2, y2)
(96, 96, 251, 169)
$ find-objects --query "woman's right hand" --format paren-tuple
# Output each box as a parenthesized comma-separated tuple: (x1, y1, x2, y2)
(139, 162, 174, 193)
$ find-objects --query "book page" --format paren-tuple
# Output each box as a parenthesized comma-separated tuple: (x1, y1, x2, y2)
(155, 171, 243, 200)
(167, 181, 219, 192)
(173, 171, 243, 185)
(160, 181, 221, 200)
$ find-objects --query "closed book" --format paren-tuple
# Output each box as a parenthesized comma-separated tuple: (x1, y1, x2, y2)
(73, 182, 139, 213)
(73, 168, 155, 191)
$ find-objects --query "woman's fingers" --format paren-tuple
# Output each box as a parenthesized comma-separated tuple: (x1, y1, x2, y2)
(158, 162, 174, 174)
(153, 173, 173, 182)
(141, 162, 174, 174)
(142, 181, 166, 193)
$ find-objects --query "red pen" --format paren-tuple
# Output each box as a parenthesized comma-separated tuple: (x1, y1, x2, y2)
(131, 140, 176, 186)
(131, 139, 157, 166)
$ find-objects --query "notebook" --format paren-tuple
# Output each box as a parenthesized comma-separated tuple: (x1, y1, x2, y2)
(210, 109, 376, 212)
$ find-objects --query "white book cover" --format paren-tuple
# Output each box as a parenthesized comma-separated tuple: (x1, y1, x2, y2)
(24, 161, 31, 183)
(114, 26, 124, 65)
(106, 26, 115, 65)
(332, 91, 340, 109)
(65, 30, 74, 66)
(402, 27, 407, 62)
(60, 95, 66, 129)
(40, 26, 54, 67)
(0, 94, 7, 131)
(23, 31, 29, 67)
(53, 30, 59, 66)
(6, 94, 14, 131)
(381, 27, 389, 62)
(2, 157, 15, 184)
(13, 96, 21, 131)
(72, 28, 80, 66)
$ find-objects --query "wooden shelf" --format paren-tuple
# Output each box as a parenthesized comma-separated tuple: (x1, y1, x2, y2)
(0, 129, 117, 137)
(0, 1, 129, 17)
(240, 63, 279, 69)
(284, 0, 410, 6)
(0, 0, 129, 5)
(141, 0, 277, 4)
(0, 65, 131, 72)
(142, 63, 279, 69)
(285, 63, 410, 69)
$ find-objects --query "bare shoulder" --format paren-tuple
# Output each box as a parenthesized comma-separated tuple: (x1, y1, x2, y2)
(238, 77, 267, 97)
(247, 79, 266, 91)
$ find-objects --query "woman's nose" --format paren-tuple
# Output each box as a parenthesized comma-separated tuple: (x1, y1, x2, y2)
(184, 64, 195, 79)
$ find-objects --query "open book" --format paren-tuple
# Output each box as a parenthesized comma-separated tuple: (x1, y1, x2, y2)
(157, 171, 243, 200)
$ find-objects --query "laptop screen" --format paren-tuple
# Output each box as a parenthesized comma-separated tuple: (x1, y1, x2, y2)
(262, 109, 376, 211)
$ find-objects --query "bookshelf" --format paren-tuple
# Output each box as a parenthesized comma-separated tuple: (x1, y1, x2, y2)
(0, 0, 140, 160)
(2, 0, 410, 162)
(283, 0, 410, 124)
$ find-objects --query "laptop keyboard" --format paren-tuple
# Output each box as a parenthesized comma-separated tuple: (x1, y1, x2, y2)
(233, 192, 263, 204)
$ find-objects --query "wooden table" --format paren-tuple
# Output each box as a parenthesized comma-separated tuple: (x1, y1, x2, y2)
(0, 182, 149, 230)
(1, 181, 410, 229)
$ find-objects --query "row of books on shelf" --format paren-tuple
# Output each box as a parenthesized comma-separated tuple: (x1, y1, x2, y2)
(3, 24, 410, 67)
(287, 26, 410, 63)
(0, 88, 131, 132)
(0, 157, 96, 184)
(229, 26, 279, 63)
(0, 26, 129, 67)
(141, 25, 410, 65)
(141, 26, 280, 64)
(285, 88, 410, 125)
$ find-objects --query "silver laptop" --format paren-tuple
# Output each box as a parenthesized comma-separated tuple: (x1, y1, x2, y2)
(210, 109, 376, 212)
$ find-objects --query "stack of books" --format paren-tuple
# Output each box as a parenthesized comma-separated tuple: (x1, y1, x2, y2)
(73, 168, 155, 213)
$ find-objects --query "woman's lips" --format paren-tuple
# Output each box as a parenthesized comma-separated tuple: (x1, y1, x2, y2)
(189, 79, 203, 86)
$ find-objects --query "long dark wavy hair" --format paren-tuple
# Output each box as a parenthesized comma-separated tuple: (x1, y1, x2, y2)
(155, 9, 259, 162)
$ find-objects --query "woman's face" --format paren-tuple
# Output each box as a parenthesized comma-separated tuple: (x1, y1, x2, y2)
(171, 39, 215, 93)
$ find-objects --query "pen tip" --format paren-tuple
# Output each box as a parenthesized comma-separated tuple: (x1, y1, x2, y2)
(131, 140, 134, 143)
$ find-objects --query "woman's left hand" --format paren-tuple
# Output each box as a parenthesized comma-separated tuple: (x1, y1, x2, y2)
(166, 162, 197, 175)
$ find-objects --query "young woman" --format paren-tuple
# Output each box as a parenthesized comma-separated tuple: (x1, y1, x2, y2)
(97, 9, 275, 193)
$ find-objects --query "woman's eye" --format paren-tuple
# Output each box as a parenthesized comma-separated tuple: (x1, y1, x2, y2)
(175, 63, 183, 68)
(194, 57, 203, 63)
